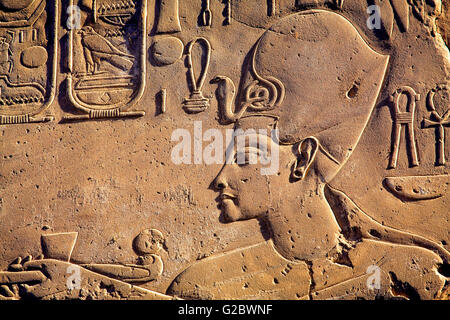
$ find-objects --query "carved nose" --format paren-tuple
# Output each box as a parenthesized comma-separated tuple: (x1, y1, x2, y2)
(214, 175, 228, 190)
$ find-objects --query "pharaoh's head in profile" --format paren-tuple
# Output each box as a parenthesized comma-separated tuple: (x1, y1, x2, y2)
(168, 10, 449, 300)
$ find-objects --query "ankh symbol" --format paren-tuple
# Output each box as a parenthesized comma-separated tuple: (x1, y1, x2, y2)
(422, 83, 450, 166)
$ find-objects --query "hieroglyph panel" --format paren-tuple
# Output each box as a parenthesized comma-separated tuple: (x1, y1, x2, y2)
(65, 0, 147, 120)
(0, 0, 57, 124)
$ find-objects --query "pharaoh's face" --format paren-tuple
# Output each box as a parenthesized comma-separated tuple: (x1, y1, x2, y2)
(213, 131, 295, 222)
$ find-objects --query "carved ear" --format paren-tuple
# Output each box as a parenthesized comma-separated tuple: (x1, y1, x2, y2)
(291, 137, 319, 180)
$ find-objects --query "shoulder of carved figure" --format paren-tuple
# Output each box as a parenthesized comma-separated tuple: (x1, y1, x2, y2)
(167, 240, 313, 299)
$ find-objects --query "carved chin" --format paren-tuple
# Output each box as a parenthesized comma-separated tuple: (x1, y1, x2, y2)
(221, 199, 241, 222)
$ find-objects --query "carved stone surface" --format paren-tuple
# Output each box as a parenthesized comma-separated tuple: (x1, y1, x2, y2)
(0, 0, 448, 300)
(0, 0, 57, 124)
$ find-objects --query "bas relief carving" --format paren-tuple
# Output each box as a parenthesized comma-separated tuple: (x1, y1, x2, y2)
(0, 0, 57, 124)
(168, 9, 448, 300)
(0, 0, 448, 300)
(64, 0, 147, 120)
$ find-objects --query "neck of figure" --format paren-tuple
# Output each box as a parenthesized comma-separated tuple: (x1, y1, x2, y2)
(265, 177, 341, 263)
